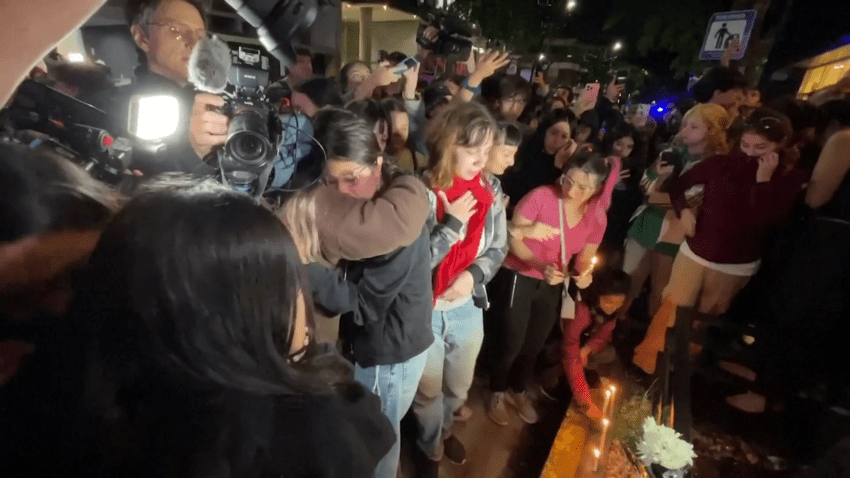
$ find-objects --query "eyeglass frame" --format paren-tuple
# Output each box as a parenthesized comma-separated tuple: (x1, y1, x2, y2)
(146, 20, 208, 44)
(324, 163, 374, 188)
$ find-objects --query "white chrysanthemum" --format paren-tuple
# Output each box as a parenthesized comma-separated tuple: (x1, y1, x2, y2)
(636, 417, 696, 470)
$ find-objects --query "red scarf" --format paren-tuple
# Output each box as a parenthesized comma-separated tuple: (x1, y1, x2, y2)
(433, 173, 494, 300)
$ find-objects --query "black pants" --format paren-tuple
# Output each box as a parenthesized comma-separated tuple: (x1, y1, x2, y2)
(488, 268, 562, 393)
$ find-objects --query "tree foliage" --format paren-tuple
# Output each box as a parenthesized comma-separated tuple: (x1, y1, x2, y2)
(636, 11, 708, 78)
(607, 0, 726, 79)
(448, 0, 546, 53)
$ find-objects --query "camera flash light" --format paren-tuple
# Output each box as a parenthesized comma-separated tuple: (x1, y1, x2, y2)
(129, 95, 180, 141)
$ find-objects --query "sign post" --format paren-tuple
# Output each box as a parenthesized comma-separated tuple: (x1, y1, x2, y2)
(699, 10, 757, 62)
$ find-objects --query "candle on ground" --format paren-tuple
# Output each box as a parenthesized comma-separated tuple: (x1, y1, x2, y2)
(599, 417, 611, 451)
(602, 389, 612, 416)
(592, 447, 601, 471)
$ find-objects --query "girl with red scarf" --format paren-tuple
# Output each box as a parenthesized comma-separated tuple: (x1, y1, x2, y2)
(412, 102, 508, 467)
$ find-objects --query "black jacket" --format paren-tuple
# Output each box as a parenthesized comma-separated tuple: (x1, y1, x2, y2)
(307, 227, 434, 368)
(92, 72, 214, 177)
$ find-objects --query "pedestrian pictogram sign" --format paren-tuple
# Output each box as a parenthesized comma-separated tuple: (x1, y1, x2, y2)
(699, 10, 757, 61)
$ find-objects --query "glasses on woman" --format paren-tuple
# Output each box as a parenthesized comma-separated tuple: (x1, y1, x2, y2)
(147, 21, 208, 44)
(326, 163, 372, 188)
(559, 173, 593, 193)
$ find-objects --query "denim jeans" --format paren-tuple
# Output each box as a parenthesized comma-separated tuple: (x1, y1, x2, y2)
(354, 349, 428, 478)
(413, 298, 484, 459)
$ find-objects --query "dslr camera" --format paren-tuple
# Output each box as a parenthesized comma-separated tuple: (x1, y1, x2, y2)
(416, 12, 475, 59)
(213, 46, 286, 196)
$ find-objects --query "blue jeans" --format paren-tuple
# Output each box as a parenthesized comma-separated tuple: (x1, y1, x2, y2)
(355, 349, 428, 478)
(413, 298, 484, 459)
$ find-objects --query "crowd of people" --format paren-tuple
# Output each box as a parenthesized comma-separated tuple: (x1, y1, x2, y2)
(3, 0, 850, 477)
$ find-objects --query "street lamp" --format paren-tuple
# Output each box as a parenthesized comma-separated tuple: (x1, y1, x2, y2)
(612, 41, 623, 51)
(566, 0, 577, 11)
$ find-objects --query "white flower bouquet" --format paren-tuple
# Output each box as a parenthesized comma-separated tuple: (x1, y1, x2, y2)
(636, 417, 697, 473)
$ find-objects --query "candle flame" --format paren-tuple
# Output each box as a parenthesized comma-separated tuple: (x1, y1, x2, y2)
(593, 448, 601, 458)
(609, 384, 617, 393)
(591, 256, 598, 265)
(602, 418, 610, 427)
(604, 390, 611, 398)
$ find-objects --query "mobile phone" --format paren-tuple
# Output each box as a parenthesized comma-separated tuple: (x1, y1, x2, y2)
(394, 57, 418, 76)
(403, 57, 418, 69)
(578, 82, 600, 108)
(659, 151, 677, 167)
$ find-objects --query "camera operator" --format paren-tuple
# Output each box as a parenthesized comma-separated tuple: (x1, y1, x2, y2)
(96, 0, 214, 177)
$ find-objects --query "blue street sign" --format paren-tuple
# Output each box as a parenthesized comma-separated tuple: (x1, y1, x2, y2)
(699, 10, 758, 61)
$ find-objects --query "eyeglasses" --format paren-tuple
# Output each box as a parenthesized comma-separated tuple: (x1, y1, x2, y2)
(326, 163, 372, 188)
(147, 21, 208, 43)
(559, 174, 593, 192)
(504, 96, 528, 106)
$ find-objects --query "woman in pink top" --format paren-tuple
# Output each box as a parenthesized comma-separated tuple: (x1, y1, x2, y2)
(485, 150, 620, 426)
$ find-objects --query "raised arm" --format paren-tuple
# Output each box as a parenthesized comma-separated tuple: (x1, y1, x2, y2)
(807, 131, 850, 209)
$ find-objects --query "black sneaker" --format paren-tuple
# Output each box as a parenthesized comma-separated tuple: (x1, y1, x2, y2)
(443, 435, 467, 465)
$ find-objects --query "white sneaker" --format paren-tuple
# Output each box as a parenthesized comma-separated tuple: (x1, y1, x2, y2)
(487, 392, 510, 426)
(507, 390, 539, 424)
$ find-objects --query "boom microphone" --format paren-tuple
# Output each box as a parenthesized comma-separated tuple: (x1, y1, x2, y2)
(188, 36, 232, 94)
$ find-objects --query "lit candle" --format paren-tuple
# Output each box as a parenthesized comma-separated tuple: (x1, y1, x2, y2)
(582, 255, 599, 277)
(592, 447, 601, 471)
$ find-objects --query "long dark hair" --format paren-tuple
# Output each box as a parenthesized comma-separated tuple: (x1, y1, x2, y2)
(346, 98, 391, 149)
(522, 108, 577, 158)
(581, 267, 631, 319)
(0, 143, 117, 242)
(75, 178, 343, 477)
(312, 108, 402, 188)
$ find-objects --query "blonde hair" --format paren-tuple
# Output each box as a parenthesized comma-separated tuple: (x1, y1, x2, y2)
(674, 103, 731, 157)
(278, 190, 320, 264)
(426, 102, 498, 190)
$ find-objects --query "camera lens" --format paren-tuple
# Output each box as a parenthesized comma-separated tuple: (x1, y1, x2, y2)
(225, 109, 273, 167)
(232, 133, 265, 162)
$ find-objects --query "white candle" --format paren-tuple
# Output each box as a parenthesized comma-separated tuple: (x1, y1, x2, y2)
(599, 418, 610, 451)
(592, 447, 601, 472)
(602, 389, 612, 416)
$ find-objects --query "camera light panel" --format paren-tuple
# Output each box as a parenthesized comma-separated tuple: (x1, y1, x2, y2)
(129, 95, 180, 141)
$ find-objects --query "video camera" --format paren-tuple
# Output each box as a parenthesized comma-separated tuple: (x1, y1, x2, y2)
(1, 79, 132, 186)
(416, 12, 475, 59)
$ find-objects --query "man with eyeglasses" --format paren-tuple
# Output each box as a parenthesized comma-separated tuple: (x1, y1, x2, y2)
(97, 0, 213, 177)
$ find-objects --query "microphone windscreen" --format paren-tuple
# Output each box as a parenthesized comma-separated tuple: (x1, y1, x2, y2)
(188, 36, 232, 94)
